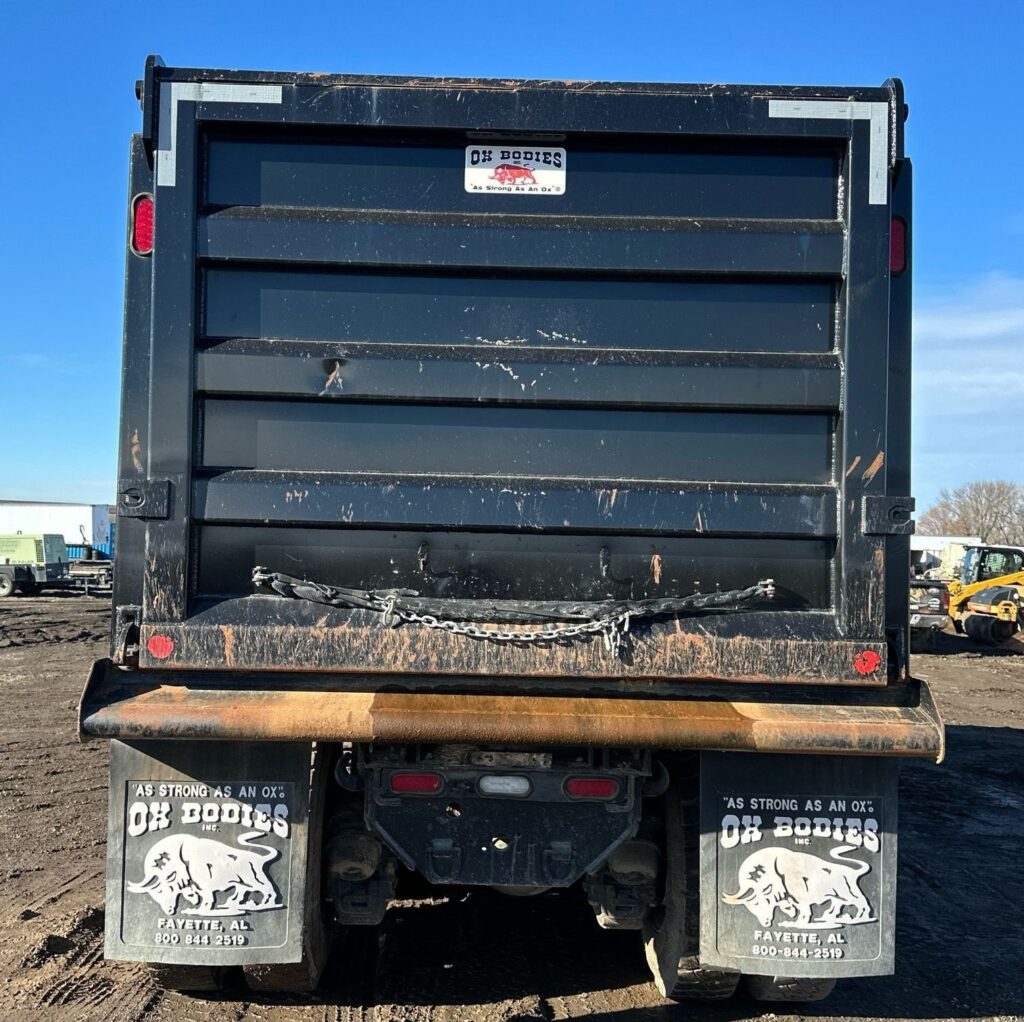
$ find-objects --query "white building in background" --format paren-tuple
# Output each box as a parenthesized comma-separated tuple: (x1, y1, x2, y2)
(911, 534, 983, 577)
(0, 500, 113, 547)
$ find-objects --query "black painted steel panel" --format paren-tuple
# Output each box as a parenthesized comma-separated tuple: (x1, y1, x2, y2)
(199, 210, 845, 276)
(197, 526, 832, 607)
(203, 269, 836, 352)
(201, 400, 832, 483)
(206, 134, 837, 219)
(112, 63, 913, 683)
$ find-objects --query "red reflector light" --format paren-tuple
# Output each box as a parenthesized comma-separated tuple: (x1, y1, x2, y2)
(853, 649, 882, 675)
(565, 777, 619, 799)
(890, 216, 906, 274)
(146, 634, 174, 659)
(390, 772, 442, 794)
(131, 193, 154, 255)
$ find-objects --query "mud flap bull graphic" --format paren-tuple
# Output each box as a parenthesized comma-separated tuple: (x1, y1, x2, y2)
(723, 846, 874, 929)
(128, 832, 282, 916)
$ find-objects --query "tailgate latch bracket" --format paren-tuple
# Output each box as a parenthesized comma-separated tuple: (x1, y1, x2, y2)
(861, 495, 916, 535)
(117, 478, 171, 520)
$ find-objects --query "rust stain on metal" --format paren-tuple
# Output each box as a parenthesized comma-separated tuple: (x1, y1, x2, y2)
(128, 429, 143, 472)
(138, 622, 886, 687)
(845, 455, 861, 477)
(650, 552, 663, 585)
(79, 671, 944, 761)
(219, 625, 235, 668)
(862, 451, 885, 482)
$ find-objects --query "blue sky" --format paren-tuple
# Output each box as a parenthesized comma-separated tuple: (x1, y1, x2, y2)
(1, 0, 1021, 511)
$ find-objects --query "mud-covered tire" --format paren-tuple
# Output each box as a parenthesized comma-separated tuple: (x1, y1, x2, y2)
(743, 975, 837, 1002)
(0, 575, 16, 598)
(243, 744, 334, 994)
(643, 757, 740, 1001)
(149, 963, 236, 993)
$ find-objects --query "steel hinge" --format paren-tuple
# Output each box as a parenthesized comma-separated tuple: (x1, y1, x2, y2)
(862, 495, 916, 536)
(117, 478, 171, 520)
(113, 605, 142, 665)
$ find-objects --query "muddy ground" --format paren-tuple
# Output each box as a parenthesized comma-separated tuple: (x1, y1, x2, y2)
(1, 595, 1022, 1021)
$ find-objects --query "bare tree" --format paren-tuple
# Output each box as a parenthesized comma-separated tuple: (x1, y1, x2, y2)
(918, 480, 1024, 545)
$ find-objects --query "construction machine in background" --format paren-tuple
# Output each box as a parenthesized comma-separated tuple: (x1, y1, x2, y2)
(946, 545, 1024, 644)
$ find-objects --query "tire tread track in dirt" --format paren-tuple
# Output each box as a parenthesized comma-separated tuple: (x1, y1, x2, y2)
(2, 597, 1023, 1021)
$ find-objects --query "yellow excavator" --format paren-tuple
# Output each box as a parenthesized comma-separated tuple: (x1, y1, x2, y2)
(945, 545, 1024, 644)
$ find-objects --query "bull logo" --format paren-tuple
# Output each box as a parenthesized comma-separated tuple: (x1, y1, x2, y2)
(723, 846, 875, 929)
(127, 833, 282, 916)
(489, 163, 537, 186)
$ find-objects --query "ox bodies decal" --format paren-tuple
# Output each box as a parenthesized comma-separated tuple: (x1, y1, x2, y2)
(464, 145, 566, 195)
(700, 754, 897, 977)
(120, 779, 295, 953)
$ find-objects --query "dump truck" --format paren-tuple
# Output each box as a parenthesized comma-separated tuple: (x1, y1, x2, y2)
(0, 533, 69, 596)
(79, 59, 943, 1003)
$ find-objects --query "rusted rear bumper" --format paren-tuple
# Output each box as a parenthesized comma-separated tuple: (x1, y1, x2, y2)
(79, 659, 944, 761)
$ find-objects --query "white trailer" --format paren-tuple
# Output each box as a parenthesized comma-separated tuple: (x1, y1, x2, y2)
(0, 501, 111, 547)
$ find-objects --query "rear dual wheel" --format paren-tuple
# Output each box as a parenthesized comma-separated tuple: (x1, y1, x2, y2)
(149, 963, 237, 994)
(243, 744, 333, 993)
(743, 975, 837, 1002)
(643, 759, 740, 1001)
(642, 759, 836, 1005)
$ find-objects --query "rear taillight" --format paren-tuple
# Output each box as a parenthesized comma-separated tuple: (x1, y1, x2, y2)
(390, 771, 442, 794)
(565, 776, 619, 800)
(890, 216, 906, 274)
(131, 193, 154, 255)
(941, 588, 950, 612)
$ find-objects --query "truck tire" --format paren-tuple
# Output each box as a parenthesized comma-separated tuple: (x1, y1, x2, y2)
(743, 975, 837, 1002)
(149, 963, 237, 993)
(243, 745, 333, 993)
(643, 758, 740, 1001)
(0, 575, 16, 598)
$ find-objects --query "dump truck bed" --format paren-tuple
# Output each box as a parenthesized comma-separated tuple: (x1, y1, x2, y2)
(106, 63, 915, 700)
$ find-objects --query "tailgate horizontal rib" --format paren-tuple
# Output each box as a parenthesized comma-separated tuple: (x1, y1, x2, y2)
(196, 346, 842, 411)
(199, 210, 845, 276)
(193, 472, 838, 537)
(79, 660, 943, 761)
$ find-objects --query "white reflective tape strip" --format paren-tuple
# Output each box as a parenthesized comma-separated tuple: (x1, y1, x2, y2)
(156, 82, 283, 187)
(768, 99, 890, 205)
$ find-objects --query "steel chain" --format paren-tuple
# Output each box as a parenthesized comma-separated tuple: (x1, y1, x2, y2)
(390, 604, 632, 654)
(254, 568, 774, 659)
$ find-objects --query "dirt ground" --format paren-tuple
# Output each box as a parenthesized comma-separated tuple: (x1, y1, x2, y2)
(2, 596, 1022, 1022)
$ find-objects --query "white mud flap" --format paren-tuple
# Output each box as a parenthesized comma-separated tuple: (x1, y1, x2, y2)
(104, 740, 313, 966)
(700, 753, 897, 978)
